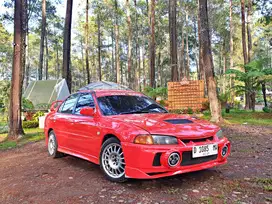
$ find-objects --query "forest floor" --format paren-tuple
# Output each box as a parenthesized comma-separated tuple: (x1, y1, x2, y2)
(0, 124, 271, 204)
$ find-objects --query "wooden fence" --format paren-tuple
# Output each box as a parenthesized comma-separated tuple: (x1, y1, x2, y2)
(167, 80, 207, 110)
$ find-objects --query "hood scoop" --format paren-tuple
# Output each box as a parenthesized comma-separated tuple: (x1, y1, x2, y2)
(164, 119, 193, 124)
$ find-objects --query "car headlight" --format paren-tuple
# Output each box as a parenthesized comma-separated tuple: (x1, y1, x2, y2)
(134, 135, 178, 145)
(216, 129, 224, 139)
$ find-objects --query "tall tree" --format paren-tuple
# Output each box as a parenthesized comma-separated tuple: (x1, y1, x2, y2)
(45, 29, 49, 80)
(241, 0, 249, 109)
(247, 0, 252, 62)
(198, 7, 204, 80)
(241, 0, 248, 64)
(180, 29, 185, 79)
(114, 0, 120, 83)
(38, 0, 46, 80)
(97, 11, 101, 81)
(134, 0, 140, 90)
(85, 0, 90, 84)
(229, 0, 233, 69)
(199, 0, 223, 123)
(169, 0, 178, 81)
(126, 0, 132, 88)
(63, 0, 73, 92)
(185, 11, 190, 79)
(8, 0, 25, 139)
(149, 0, 156, 88)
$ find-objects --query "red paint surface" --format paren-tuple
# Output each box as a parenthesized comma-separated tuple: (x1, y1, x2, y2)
(45, 90, 230, 179)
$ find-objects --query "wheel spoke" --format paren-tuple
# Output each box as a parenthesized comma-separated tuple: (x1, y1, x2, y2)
(102, 143, 125, 179)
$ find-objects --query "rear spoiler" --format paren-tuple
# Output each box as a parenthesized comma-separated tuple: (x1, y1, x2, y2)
(50, 100, 63, 112)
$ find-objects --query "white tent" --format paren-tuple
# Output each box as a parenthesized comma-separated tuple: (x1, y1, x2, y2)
(23, 79, 70, 109)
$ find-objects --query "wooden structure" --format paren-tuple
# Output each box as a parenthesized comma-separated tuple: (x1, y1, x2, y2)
(168, 80, 206, 110)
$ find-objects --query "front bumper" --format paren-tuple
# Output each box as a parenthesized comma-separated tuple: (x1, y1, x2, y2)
(122, 138, 230, 179)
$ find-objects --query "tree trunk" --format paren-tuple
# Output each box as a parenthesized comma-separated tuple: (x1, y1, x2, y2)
(56, 41, 60, 79)
(134, 0, 139, 91)
(114, 0, 120, 83)
(169, 0, 178, 82)
(241, 0, 249, 109)
(126, 0, 132, 88)
(38, 0, 46, 80)
(199, 0, 223, 123)
(19, 0, 27, 135)
(229, 0, 233, 69)
(185, 11, 190, 79)
(111, 28, 115, 82)
(198, 9, 204, 80)
(180, 30, 185, 80)
(63, 0, 73, 92)
(97, 12, 101, 81)
(85, 0, 90, 84)
(247, 0, 254, 110)
(157, 51, 161, 86)
(262, 82, 267, 107)
(24, 1, 30, 89)
(45, 29, 49, 80)
(8, 0, 25, 139)
(149, 0, 156, 88)
(247, 0, 252, 63)
(143, 47, 146, 87)
(193, 17, 199, 80)
(80, 39, 86, 85)
(229, 0, 234, 103)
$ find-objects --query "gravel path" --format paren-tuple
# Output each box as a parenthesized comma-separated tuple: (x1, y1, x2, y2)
(0, 124, 271, 204)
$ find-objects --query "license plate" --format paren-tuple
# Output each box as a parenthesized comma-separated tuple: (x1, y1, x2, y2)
(192, 144, 218, 158)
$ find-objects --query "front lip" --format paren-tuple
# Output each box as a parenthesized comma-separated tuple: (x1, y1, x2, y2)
(121, 137, 230, 179)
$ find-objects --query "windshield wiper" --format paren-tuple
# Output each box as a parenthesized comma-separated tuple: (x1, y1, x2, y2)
(119, 110, 150, 115)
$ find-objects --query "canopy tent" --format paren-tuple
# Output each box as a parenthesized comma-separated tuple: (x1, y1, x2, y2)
(78, 81, 131, 91)
(23, 79, 70, 109)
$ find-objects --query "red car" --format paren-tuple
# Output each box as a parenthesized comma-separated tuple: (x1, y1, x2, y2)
(45, 89, 230, 182)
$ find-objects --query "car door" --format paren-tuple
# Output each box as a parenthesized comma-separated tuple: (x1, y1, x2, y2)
(69, 93, 100, 158)
(53, 93, 79, 151)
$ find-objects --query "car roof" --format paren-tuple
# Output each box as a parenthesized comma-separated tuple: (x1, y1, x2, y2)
(78, 89, 144, 97)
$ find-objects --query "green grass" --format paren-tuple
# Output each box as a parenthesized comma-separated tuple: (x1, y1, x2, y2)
(255, 178, 272, 192)
(0, 128, 44, 150)
(202, 109, 272, 125)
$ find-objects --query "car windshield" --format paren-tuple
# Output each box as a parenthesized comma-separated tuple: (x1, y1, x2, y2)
(97, 95, 168, 116)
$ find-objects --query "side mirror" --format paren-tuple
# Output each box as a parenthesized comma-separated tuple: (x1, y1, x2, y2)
(50, 100, 63, 112)
(80, 107, 95, 117)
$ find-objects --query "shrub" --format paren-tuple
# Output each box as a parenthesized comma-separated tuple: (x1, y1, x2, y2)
(0, 126, 8, 134)
(22, 121, 39, 128)
(263, 107, 272, 113)
(202, 100, 210, 110)
(33, 111, 45, 122)
(159, 100, 166, 106)
(22, 98, 34, 111)
(187, 107, 193, 114)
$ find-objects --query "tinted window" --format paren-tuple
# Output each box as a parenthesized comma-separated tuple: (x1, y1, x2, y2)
(59, 94, 79, 114)
(74, 93, 95, 115)
(97, 95, 167, 116)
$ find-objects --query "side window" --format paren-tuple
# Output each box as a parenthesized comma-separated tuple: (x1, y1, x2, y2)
(59, 94, 79, 114)
(74, 93, 95, 115)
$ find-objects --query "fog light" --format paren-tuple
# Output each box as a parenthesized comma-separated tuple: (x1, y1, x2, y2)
(168, 152, 180, 167)
(221, 146, 228, 157)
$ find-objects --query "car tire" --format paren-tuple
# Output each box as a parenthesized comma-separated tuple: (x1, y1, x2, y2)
(100, 137, 127, 182)
(48, 130, 64, 158)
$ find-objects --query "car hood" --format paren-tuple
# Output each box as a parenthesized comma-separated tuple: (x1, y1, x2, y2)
(109, 113, 219, 139)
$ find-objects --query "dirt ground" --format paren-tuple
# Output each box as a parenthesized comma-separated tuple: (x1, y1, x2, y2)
(0, 125, 271, 204)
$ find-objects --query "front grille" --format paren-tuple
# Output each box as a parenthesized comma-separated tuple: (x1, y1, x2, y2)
(181, 136, 213, 144)
(181, 151, 217, 166)
(152, 153, 162, 166)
